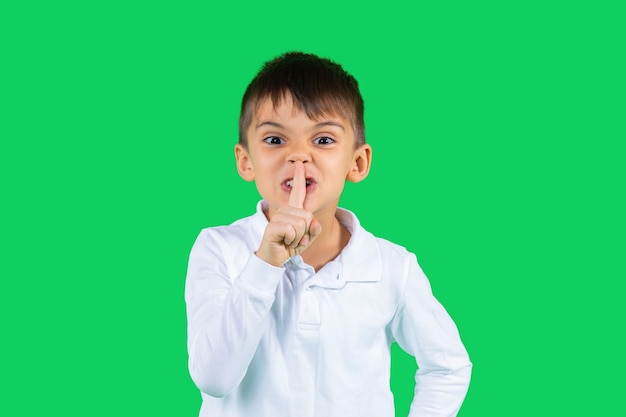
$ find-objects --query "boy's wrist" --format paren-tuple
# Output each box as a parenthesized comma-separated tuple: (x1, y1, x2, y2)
(238, 253, 285, 295)
(254, 247, 288, 268)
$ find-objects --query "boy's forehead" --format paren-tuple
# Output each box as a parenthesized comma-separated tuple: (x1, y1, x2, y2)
(253, 95, 348, 126)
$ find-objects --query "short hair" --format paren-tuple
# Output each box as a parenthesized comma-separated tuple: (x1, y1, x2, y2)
(239, 52, 365, 148)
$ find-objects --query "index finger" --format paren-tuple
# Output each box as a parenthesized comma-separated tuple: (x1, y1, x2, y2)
(288, 161, 306, 209)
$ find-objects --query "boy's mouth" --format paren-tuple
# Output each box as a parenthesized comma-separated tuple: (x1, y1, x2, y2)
(285, 178, 313, 188)
(282, 178, 316, 192)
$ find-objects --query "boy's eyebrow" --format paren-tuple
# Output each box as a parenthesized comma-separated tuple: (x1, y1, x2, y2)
(255, 121, 345, 131)
(255, 121, 284, 129)
(314, 121, 345, 131)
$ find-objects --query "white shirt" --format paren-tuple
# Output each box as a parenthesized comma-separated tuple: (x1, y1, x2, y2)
(185, 201, 471, 417)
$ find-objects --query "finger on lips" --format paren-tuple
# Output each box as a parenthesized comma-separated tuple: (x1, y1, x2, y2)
(284, 161, 313, 256)
(288, 161, 306, 209)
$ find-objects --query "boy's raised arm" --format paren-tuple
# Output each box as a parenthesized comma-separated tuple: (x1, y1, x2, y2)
(186, 162, 322, 397)
(185, 228, 286, 396)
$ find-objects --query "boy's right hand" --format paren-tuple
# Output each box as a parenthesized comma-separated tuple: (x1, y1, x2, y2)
(256, 161, 322, 267)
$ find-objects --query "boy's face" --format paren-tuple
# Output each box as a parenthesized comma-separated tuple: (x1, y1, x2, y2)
(235, 93, 371, 220)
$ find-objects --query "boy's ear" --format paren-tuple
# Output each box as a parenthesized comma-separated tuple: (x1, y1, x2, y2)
(346, 144, 372, 183)
(235, 144, 255, 182)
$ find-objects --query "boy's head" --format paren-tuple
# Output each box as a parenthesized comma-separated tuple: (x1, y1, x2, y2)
(238, 52, 365, 149)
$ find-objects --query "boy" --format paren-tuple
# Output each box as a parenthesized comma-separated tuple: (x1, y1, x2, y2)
(185, 52, 471, 417)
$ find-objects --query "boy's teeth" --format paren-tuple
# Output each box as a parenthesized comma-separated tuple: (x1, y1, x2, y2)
(286, 180, 312, 187)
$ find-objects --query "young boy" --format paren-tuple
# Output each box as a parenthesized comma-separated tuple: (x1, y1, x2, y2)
(185, 52, 471, 417)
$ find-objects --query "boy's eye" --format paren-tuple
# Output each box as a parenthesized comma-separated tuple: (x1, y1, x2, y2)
(313, 136, 335, 145)
(263, 136, 285, 145)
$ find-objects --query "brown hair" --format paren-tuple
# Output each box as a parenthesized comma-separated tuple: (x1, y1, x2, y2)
(238, 52, 365, 148)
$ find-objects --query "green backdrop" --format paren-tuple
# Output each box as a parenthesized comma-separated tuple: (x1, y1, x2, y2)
(2, 1, 624, 416)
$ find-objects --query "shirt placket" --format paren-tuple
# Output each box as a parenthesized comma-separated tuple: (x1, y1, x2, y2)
(284, 257, 323, 417)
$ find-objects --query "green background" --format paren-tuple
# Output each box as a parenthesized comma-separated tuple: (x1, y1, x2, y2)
(2, 1, 624, 415)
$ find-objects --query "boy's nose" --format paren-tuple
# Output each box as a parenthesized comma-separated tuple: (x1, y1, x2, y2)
(287, 149, 311, 164)
(288, 158, 309, 164)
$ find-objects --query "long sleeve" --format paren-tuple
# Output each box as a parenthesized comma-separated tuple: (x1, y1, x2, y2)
(389, 254, 472, 417)
(184, 228, 284, 397)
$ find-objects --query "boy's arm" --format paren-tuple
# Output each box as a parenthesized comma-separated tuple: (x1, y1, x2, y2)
(185, 162, 321, 397)
(185, 232, 285, 397)
(390, 254, 472, 417)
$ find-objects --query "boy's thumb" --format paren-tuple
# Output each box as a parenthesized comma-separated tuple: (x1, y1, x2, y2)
(308, 219, 322, 242)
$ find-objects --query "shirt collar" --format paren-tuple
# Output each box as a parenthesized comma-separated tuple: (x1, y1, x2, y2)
(249, 201, 381, 285)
